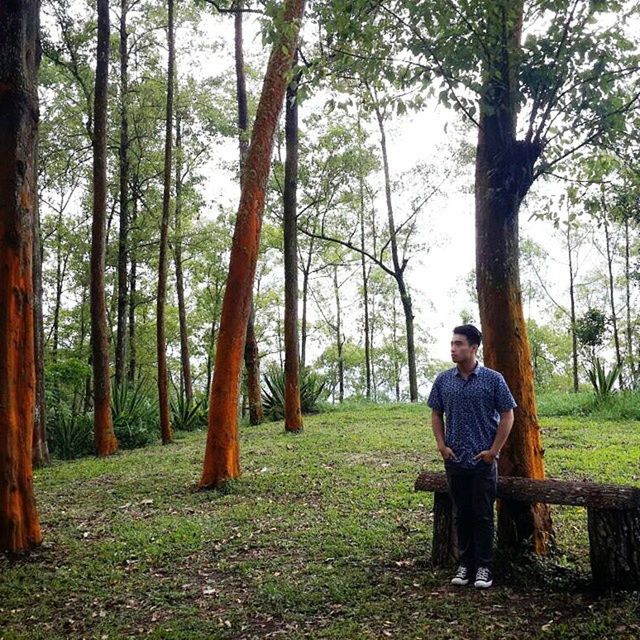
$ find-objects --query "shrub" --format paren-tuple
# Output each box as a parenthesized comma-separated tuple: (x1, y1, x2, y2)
(587, 357, 623, 402)
(171, 393, 206, 432)
(47, 408, 93, 460)
(112, 379, 159, 449)
(262, 366, 328, 421)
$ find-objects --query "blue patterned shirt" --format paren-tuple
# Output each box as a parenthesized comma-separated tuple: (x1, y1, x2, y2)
(427, 363, 517, 469)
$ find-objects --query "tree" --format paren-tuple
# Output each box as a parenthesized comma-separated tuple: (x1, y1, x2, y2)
(364, 0, 640, 552)
(0, 0, 43, 552)
(91, 0, 118, 457)
(157, 0, 176, 445)
(283, 63, 303, 432)
(114, 0, 132, 389)
(233, 1, 264, 425)
(200, 0, 306, 489)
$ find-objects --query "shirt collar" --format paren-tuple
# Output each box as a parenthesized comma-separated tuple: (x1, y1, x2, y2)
(455, 360, 481, 378)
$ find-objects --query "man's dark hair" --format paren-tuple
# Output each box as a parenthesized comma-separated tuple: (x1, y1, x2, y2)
(453, 324, 482, 347)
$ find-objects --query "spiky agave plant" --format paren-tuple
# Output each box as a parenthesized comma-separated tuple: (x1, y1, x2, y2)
(261, 367, 328, 421)
(587, 357, 623, 402)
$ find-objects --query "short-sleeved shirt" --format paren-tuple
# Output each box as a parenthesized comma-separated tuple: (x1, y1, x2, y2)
(427, 362, 517, 469)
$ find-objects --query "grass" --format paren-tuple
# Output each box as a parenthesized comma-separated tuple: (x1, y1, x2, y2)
(537, 389, 640, 421)
(1, 403, 639, 639)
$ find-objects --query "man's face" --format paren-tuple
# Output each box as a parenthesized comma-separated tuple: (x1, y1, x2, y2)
(451, 333, 476, 363)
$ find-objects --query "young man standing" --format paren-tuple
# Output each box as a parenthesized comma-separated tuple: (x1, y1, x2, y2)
(427, 324, 516, 589)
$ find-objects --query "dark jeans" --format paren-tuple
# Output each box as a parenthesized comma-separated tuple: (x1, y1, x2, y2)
(445, 461, 497, 569)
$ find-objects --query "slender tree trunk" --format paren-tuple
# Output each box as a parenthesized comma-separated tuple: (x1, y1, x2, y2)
(52, 211, 68, 362)
(157, 0, 175, 444)
(358, 126, 371, 399)
(234, 4, 264, 424)
(373, 104, 418, 402)
(244, 305, 263, 424)
(200, 0, 306, 488)
(115, 0, 130, 389)
(173, 114, 193, 403)
(602, 209, 623, 377)
(300, 230, 315, 369)
(393, 296, 400, 402)
(283, 66, 303, 432)
(0, 0, 43, 552)
(360, 255, 371, 400)
(127, 196, 137, 383)
(91, 0, 117, 456)
(475, 1, 552, 553)
(567, 222, 579, 393)
(333, 266, 344, 403)
(624, 216, 636, 386)
(32, 181, 49, 466)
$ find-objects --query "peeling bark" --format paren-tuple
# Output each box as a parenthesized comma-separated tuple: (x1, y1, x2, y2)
(200, 0, 306, 489)
(0, 0, 43, 552)
(234, 3, 263, 425)
(475, 1, 552, 552)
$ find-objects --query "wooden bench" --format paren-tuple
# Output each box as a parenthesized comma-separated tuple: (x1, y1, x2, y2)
(415, 471, 640, 590)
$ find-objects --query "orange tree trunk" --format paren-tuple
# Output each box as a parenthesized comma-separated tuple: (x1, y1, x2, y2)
(234, 5, 264, 425)
(91, 0, 118, 456)
(475, 0, 552, 553)
(157, 0, 175, 445)
(0, 0, 43, 552)
(283, 67, 303, 432)
(200, 0, 306, 488)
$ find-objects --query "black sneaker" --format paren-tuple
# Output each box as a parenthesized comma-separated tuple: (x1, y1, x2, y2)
(450, 565, 470, 586)
(474, 566, 493, 589)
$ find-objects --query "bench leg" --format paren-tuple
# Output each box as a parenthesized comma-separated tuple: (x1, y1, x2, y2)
(588, 507, 640, 590)
(432, 492, 457, 567)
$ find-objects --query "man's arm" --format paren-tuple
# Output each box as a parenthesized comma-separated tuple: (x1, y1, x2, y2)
(474, 409, 514, 464)
(432, 409, 457, 461)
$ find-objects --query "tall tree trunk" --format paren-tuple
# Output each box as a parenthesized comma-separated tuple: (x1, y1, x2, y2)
(393, 295, 400, 402)
(91, 0, 117, 457)
(234, 3, 264, 425)
(333, 266, 344, 403)
(157, 0, 175, 445)
(300, 228, 315, 369)
(32, 182, 49, 466)
(359, 178, 371, 400)
(0, 0, 43, 552)
(244, 305, 263, 424)
(602, 208, 623, 378)
(624, 216, 636, 385)
(127, 195, 137, 383)
(475, 0, 552, 553)
(283, 66, 303, 432)
(115, 0, 130, 389)
(567, 222, 579, 393)
(173, 114, 193, 403)
(52, 210, 68, 363)
(373, 104, 418, 402)
(200, 0, 306, 488)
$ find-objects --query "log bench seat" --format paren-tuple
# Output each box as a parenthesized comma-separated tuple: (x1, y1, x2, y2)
(415, 471, 640, 590)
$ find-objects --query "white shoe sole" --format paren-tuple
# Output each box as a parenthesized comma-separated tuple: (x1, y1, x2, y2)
(474, 580, 493, 588)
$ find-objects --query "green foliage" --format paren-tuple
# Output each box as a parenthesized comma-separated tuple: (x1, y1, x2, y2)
(170, 393, 206, 432)
(47, 407, 93, 460)
(575, 308, 607, 348)
(112, 379, 159, 449)
(587, 357, 623, 401)
(261, 366, 329, 421)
